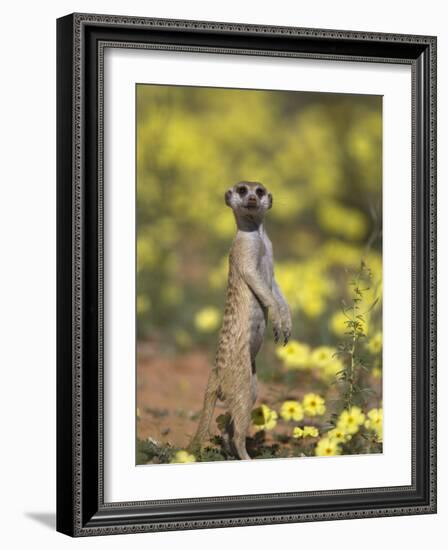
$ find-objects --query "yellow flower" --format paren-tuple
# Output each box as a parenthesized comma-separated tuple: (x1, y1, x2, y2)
(367, 332, 383, 354)
(276, 340, 310, 370)
(365, 408, 383, 441)
(322, 358, 344, 382)
(252, 404, 278, 431)
(327, 427, 351, 443)
(303, 393, 326, 416)
(275, 260, 333, 318)
(194, 306, 220, 333)
(310, 346, 343, 382)
(303, 426, 319, 438)
(315, 437, 341, 456)
(292, 427, 304, 438)
(301, 293, 325, 318)
(171, 450, 196, 464)
(280, 400, 304, 422)
(292, 426, 319, 438)
(310, 346, 336, 368)
(337, 406, 366, 435)
(329, 310, 349, 336)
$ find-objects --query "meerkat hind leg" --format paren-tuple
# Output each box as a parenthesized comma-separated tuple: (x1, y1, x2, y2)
(232, 408, 252, 460)
(227, 386, 253, 460)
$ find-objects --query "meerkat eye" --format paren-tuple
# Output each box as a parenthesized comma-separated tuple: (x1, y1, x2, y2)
(237, 186, 247, 196)
(256, 187, 265, 198)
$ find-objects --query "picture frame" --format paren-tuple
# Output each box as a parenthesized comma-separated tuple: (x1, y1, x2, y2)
(56, 12, 437, 537)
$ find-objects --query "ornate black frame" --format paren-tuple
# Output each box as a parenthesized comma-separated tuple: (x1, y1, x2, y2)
(56, 13, 437, 537)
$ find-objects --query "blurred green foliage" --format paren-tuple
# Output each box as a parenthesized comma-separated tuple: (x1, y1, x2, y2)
(136, 84, 382, 354)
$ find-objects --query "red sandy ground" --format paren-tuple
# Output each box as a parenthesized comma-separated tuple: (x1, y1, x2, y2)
(136, 344, 287, 449)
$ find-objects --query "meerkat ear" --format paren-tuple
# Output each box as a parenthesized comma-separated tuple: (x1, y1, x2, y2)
(268, 192, 273, 209)
(224, 188, 233, 207)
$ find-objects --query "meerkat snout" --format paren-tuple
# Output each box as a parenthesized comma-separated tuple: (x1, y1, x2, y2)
(225, 181, 273, 213)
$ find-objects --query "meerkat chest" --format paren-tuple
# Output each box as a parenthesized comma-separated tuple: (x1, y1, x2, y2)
(258, 235, 274, 287)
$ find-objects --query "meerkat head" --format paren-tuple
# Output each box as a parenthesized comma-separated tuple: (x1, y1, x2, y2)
(224, 181, 273, 219)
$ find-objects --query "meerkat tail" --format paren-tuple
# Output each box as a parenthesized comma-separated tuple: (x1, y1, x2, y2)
(188, 370, 219, 454)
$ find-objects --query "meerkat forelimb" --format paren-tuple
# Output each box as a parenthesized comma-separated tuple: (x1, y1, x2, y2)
(188, 181, 292, 460)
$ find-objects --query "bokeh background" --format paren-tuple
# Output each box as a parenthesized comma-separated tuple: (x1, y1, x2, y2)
(136, 84, 383, 464)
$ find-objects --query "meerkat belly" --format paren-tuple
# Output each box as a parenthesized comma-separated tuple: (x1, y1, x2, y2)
(249, 300, 267, 358)
(249, 254, 272, 358)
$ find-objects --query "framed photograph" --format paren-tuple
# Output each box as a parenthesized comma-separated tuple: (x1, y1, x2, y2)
(56, 13, 437, 536)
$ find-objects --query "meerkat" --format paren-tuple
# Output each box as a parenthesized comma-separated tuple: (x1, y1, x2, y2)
(188, 181, 292, 460)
